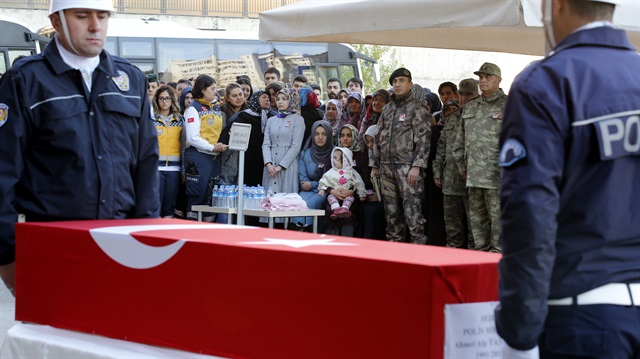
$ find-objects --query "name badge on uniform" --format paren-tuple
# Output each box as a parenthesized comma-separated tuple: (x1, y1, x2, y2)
(492, 112, 502, 120)
(399, 114, 406, 122)
(286, 120, 292, 127)
(112, 70, 130, 92)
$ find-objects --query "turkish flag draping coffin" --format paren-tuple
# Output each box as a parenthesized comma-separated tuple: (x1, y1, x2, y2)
(16, 219, 500, 359)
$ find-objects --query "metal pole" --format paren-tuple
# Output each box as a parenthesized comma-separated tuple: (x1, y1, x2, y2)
(236, 150, 245, 225)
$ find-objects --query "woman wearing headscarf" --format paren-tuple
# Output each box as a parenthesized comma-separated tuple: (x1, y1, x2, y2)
(219, 90, 271, 188)
(298, 87, 324, 152)
(262, 88, 305, 199)
(324, 124, 369, 236)
(342, 92, 365, 130)
(322, 99, 346, 146)
(337, 88, 350, 108)
(291, 121, 334, 231)
(358, 89, 390, 152)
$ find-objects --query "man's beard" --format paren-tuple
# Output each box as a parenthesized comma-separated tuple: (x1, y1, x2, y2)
(328, 93, 338, 100)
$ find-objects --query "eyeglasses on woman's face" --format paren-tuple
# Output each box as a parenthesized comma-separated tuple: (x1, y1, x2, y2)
(159, 97, 172, 102)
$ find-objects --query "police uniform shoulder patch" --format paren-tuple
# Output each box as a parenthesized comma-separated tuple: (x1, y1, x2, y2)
(0, 103, 8, 128)
(112, 70, 130, 91)
(499, 138, 527, 167)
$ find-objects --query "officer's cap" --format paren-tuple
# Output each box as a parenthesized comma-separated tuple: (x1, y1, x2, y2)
(389, 67, 412, 86)
(458, 78, 478, 94)
(474, 62, 502, 78)
(146, 73, 159, 84)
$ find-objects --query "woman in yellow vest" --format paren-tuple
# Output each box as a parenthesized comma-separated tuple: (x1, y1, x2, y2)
(183, 75, 228, 221)
(153, 86, 185, 218)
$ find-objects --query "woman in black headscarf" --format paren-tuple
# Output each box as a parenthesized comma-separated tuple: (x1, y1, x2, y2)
(219, 90, 271, 188)
(291, 121, 334, 231)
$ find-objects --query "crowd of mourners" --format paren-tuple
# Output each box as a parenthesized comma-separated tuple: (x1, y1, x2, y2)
(150, 62, 506, 251)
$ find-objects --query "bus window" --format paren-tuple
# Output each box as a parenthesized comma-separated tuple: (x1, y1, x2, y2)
(273, 42, 328, 85)
(0, 52, 6, 76)
(215, 39, 273, 87)
(317, 65, 339, 100)
(159, 39, 216, 83)
(129, 62, 155, 77)
(120, 38, 154, 58)
(340, 65, 356, 86)
(216, 40, 272, 61)
(105, 38, 116, 56)
(8, 50, 32, 66)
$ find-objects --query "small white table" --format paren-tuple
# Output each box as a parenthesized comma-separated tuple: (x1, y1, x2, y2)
(191, 206, 325, 233)
(191, 205, 236, 223)
(242, 209, 325, 233)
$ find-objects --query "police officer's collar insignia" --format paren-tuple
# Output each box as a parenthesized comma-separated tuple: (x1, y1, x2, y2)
(112, 70, 130, 91)
(499, 138, 527, 167)
(0, 103, 8, 128)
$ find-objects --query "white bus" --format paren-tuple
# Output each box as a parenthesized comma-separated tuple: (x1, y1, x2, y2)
(0, 15, 49, 76)
(42, 18, 377, 92)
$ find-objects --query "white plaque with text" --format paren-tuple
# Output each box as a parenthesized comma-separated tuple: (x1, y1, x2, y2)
(444, 301, 504, 359)
(228, 122, 252, 151)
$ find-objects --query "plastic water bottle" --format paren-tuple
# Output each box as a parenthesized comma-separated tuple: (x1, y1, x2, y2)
(232, 185, 238, 208)
(212, 185, 219, 207)
(221, 186, 229, 208)
(245, 186, 253, 209)
(267, 187, 273, 198)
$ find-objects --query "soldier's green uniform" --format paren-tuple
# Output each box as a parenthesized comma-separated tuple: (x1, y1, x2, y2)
(372, 82, 431, 244)
(433, 102, 473, 248)
(453, 75, 506, 252)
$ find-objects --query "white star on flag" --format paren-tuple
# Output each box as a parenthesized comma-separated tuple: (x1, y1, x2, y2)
(240, 237, 358, 249)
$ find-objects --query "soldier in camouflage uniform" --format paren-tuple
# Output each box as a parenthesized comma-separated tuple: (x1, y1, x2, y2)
(433, 99, 473, 249)
(452, 63, 507, 252)
(371, 68, 431, 244)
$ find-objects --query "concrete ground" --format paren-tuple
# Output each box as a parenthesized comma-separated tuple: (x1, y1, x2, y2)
(0, 279, 17, 347)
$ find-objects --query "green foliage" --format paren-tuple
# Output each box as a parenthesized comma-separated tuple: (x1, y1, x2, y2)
(351, 44, 401, 93)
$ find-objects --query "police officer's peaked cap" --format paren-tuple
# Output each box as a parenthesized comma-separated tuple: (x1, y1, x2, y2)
(389, 67, 412, 85)
(474, 62, 501, 78)
(458, 78, 478, 94)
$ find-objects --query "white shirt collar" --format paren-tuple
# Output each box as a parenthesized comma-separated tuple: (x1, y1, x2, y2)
(55, 36, 100, 91)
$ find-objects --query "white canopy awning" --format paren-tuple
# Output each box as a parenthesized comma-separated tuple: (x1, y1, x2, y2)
(259, 0, 640, 56)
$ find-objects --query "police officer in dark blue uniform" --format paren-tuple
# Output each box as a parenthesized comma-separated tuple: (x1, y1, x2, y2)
(0, 0, 160, 294)
(495, 0, 640, 357)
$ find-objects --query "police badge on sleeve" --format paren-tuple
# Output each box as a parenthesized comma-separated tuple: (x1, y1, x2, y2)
(112, 70, 130, 91)
(0, 103, 8, 128)
(499, 138, 527, 167)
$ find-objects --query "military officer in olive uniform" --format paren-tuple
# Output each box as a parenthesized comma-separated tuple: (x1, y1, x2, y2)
(452, 62, 507, 252)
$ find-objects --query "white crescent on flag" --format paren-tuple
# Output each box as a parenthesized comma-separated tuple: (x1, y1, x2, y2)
(89, 224, 243, 269)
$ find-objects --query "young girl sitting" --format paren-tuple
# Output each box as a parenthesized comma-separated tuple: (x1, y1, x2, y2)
(318, 147, 367, 219)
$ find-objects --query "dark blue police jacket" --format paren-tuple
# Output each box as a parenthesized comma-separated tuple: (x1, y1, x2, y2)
(495, 25, 640, 350)
(0, 39, 160, 265)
